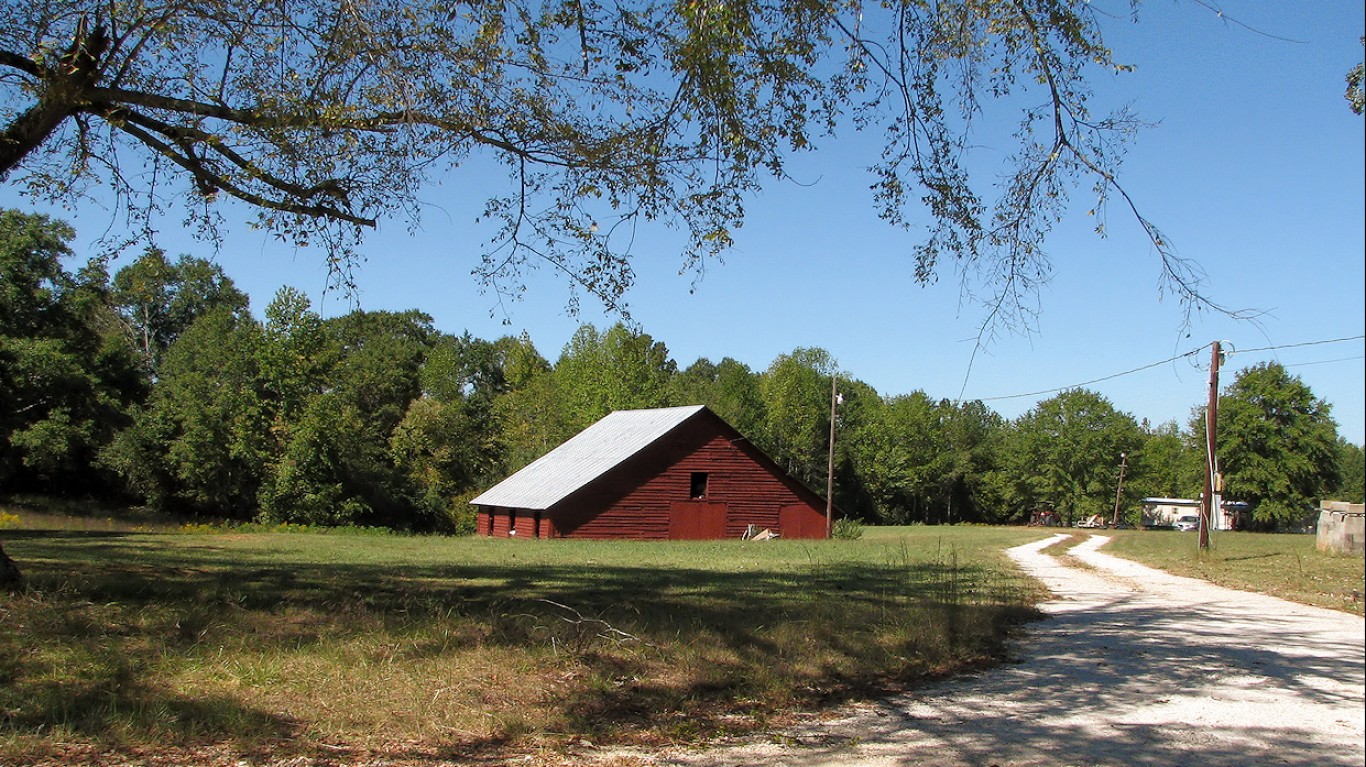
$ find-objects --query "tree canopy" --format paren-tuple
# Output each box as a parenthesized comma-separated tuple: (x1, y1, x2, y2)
(111, 248, 248, 375)
(1, 0, 1217, 323)
(0, 210, 142, 490)
(4, 209, 1360, 531)
(1004, 389, 1143, 525)
(1214, 362, 1341, 527)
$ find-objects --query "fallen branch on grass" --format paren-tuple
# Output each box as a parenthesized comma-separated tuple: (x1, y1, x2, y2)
(515, 598, 653, 655)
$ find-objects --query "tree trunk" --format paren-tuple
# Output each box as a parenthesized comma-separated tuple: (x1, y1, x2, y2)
(0, 22, 108, 177)
(0, 542, 22, 591)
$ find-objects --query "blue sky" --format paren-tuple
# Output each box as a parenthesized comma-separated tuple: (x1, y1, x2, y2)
(5, 2, 1364, 443)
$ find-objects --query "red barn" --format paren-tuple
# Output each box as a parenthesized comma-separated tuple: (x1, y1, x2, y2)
(471, 405, 829, 539)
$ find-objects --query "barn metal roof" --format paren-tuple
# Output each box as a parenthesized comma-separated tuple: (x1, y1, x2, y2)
(470, 405, 709, 510)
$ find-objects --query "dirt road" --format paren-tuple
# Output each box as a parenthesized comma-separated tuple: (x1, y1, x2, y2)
(602, 533, 1365, 767)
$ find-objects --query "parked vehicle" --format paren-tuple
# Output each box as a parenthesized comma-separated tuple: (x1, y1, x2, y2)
(1174, 514, 1199, 532)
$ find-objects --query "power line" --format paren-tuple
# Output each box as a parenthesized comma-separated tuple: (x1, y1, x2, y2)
(969, 334, 1363, 404)
(1231, 335, 1365, 356)
(1187, 0, 1309, 44)
(974, 344, 1210, 403)
(1281, 355, 1365, 369)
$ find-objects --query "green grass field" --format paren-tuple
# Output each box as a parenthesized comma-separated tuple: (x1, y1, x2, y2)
(0, 509, 1050, 762)
(4, 503, 1360, 765)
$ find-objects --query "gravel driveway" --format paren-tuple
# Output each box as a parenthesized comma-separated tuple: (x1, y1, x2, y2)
(601, 533, 1365, 767)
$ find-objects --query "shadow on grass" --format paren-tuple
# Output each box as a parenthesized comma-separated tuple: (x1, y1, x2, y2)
(1, 530, 1039, 750)
(0, 647, 298, 745)
(1219, 552, 1281, 562)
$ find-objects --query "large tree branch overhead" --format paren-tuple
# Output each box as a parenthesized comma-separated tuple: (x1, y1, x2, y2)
(0, 0, 1216, 326)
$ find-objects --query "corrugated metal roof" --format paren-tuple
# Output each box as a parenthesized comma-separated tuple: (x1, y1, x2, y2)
(470, 405, 708, 510)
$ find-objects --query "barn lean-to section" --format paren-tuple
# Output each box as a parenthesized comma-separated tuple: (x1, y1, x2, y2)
(471, 405, 829, 540)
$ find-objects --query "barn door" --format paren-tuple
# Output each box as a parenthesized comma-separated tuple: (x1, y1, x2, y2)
(669, 502, 729, 540)
(779, 504, 827, 539)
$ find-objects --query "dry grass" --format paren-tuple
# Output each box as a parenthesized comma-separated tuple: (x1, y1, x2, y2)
(0, 507, 1050, 763)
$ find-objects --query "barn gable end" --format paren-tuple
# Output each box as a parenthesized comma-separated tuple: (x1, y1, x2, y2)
(471, 406, 828, 540)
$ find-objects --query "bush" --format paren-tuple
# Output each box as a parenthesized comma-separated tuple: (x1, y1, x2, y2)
(176, 520, 402, 536)
(832, 517, 864, 539)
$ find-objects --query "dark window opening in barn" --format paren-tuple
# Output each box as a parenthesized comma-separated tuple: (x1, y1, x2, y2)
(509, 509, 517, 536)
(690, 472, 709, 499)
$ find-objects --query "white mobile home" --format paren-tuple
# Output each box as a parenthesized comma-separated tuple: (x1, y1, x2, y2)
(1140, 497, 1245, 530)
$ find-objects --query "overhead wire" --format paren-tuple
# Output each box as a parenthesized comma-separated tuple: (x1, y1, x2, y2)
(1227, 335, 1365, 356)
(1281, 355, 1365, 369)
(967, 334, 1364, 405)
(971, 343, 1211, 403)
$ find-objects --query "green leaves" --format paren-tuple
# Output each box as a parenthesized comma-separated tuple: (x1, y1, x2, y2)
(0, 211, 141, 489)
(2, 0, 1173, 324)
(553, 323, 677, 430)
(849, 393, 1004, 525)
(6, 207, 1357, 533)
(1005, 389, 1142, 525)
(759, 347, 835, 483)
(111, 248, 249, 375)
(1216, 363, 1340, 527)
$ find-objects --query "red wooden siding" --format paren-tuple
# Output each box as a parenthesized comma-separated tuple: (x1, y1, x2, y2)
(489, 509, 511, 537)
(668, 501, 728, 540)
(472, 408, 829, 540)
(779, 503, 827, 539)
(542, 413, 828, 540)
(478, 508, 557, 539)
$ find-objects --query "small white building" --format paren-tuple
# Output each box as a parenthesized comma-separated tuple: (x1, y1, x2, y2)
(1316, 501, 1364, 556)
(1140, 497, 1246, 530)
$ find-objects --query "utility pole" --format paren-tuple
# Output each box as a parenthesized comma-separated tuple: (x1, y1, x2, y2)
(1199, 341, 1222, 551)
(1110, 451, 1128, 527)
(826, 375, 839, 540)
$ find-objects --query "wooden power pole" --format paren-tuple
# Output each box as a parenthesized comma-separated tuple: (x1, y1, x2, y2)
(826, 375, 839, 539)
(1110, 451, 1128, 528)
(1199, 341, 1222, 551)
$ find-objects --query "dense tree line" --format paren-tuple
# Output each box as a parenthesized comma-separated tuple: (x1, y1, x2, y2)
(3, 210, 1361, 531)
